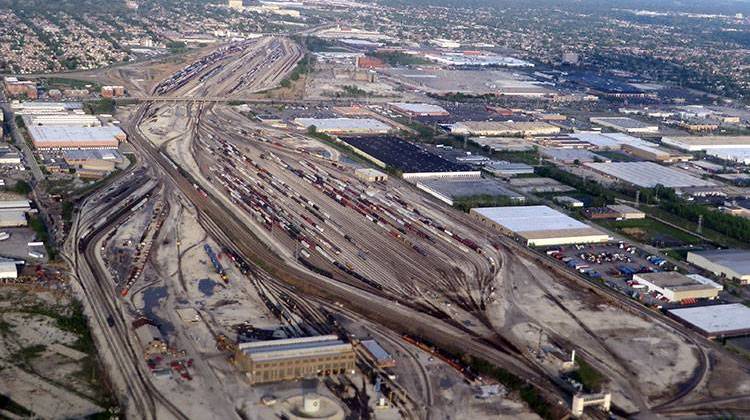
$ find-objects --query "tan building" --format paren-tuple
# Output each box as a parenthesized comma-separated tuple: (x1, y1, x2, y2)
(236, 335, 356, 384)
(3, 77, 37, 99)
(450, 121, 560, 137)
(101, 85, 125, 98)
(687, 249, 750, 285)
(633, 272, 721, 302)
(354, 168, 388, 183)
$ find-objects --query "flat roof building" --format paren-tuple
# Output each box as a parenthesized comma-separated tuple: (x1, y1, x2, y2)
(482, 160, 535, 177)
(388, 102, 449, 117)
(633, 272, 721, 302)
(236, 335, 356, 384)
(27, 126, 125, 150)
(667, 304, 750, 338)
(360, 339, 396, 369)
(417, 178, 524, 206)
(294, 118, 391, 135)
(354, 168, 388, 183)
(451, 121, 560, 137)
(0, 262, 18, 280)
(687, 249, 750, 285)
(589, 117, 659, 134)
(471, 137, 535, 152)
(583, 161, 716, 188)
(25, 114, 101, 127)
(470, 205, 610, 247)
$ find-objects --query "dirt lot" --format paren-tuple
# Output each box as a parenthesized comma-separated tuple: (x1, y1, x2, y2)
(0, 287, 113, 419)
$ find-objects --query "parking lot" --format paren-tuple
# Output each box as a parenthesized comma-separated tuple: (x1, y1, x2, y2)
(544, 242, 678, 306)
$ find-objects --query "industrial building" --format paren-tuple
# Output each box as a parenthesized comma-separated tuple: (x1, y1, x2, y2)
(632, 272, 721, 302)
(388, 102, 449, 117)
(583, 162, 716, 188)
(294, 118, 392, 135)
(589, 117, 659, 134)
(450, 121, 560, 137)
(27, 126, 125, 150)
(553, 196, 584, 208)
(470, 205, 610, 246)
(687, 249, 750, 285)
(0, 151, 22, 165)
(0, 200, 31, 228)
(661, 136, 750, 165)
(620, 143, 692, 163)
(540, 148, 610, 164)
(583, 204, 645, 220)
(3, 77, 37, 99)
(360, 339, 396, 369)
(235, 335, 356, 384)
(667, 304, 750, 338)
(25, 114, 102, 127)
(11, 101, 82, 115)
(0, 262, 18, 280)
(354, 168, 388, 183)
(482, 160, 535, 177)
(416, 178, 524, 206)
(471, 137, 535, 152)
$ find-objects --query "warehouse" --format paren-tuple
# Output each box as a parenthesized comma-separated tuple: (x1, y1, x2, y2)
(294, 118, 392, 135)
(661, 136, 750, 164)
(589, 117, 659, 134)
(540, 148, 610, 164)
(450, 121, 560, 137)
(354, 168, 388, 183)
(416, 178, 524, 206)
(632, 272, 721, 302)
(25, 114, 102, 127)
(583, 161, 716, 188)
(235, 335, 356, 384)
(27, 126, 125, 150)
(0, 262, 18, 280)
(482, 160, 535, 177)
(687, 249, 750, 285)
(621, 143, 691, 163)
(667, 304, 750, 339)
(360, 339, 396, 369)
(11, 101, 82, 115)
(388, 102, 449, 117)
(340, 136, 477, 180)
(471, 137, 535, 152)
(470, 205, 610, 246)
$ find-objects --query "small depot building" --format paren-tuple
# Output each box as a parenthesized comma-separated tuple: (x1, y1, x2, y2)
(354, 168, 388, 183)
(633, 271, 721, 302)
(470, 205, 610, 247)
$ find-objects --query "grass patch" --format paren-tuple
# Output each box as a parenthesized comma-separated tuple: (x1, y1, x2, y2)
(569, 358, 606, 392)
(596, 217, 702, 247)
(28, 214, 56, 260)
(453, 194, 528, 212)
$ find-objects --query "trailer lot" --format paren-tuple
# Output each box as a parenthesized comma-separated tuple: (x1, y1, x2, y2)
(544, 242, 687, 306)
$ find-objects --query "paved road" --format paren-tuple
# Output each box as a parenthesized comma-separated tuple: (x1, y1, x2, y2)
(0, 93, 44, 181)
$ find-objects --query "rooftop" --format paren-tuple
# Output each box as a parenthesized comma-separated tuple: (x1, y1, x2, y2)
(294, 118, 391, 132)
(689, 249, 750, 275)
(27, 126, 125, 145)
(590, 116, 656, 129)
(635, 271, 716, 292)
(472, 205, 595, 233)
(388, 102, 449, 115)
(583, 161, 716, 188)
(668, 304, 750, 335)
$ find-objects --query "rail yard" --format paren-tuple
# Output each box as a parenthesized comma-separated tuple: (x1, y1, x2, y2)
(10, 32, 743, 420)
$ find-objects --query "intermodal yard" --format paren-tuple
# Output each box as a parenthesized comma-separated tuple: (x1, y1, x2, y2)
(3, 29, 750, 420)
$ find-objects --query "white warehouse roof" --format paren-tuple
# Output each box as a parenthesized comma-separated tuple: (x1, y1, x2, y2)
(584, 161, 716, 188)
(471, 205, 610, 246)
(294, 118, 391, 133)
(668, 304, 750, 337)
(388, 102, 449, 115)
(0, 261, 17, 279)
